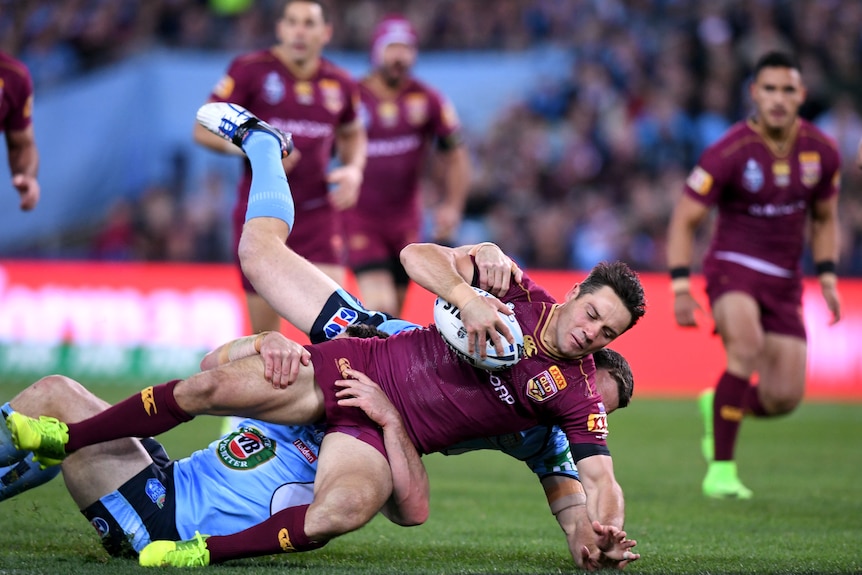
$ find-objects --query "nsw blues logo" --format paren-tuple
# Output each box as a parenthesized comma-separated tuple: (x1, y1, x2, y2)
(323, 307, 359, 340)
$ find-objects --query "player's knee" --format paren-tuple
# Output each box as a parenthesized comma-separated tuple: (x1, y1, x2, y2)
(29, 375, 87, 411)
(761, 386, 803, 415)
(308, 488, 382, 538)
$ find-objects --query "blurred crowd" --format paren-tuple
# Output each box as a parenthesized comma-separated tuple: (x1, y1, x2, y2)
(5, 0, 862, 274)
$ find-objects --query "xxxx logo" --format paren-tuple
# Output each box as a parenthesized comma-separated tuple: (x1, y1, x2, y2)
(278, 528, 295, 552)
(141, 386, 157, 416)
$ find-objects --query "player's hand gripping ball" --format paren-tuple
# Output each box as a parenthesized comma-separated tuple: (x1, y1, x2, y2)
(433, 287, 524, 371)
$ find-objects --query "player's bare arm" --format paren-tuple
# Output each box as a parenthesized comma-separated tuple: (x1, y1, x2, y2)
(432, 145, 470, 242)
(810, 194, 841, 324)
(327, 118, 367, 211)
(200, 331, 311, 388)
(574, 453, 625, 533)
(666, 194, 710, 327)
(6, 125, 40, 210)
(400, 242, 515, 356)
(334, 368, 430, 527)
(471, 241, 523, 296)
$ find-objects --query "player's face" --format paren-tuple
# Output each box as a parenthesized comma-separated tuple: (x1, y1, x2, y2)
(277, 1, 332, 65)
(750, 66, 806, 132)
(595, 368, 620, 413)
(552, 285, 631, 359)
(379, 43, 416, 86)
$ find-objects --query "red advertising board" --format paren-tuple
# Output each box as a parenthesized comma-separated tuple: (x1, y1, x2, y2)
(0, 261, 858, 401)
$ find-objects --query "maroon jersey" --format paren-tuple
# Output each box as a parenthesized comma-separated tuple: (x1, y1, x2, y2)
(0, 52, 34, 133)
(354, 77, 461, 219)
(684, 118, 840, 278)
(308, 271, 609, 460)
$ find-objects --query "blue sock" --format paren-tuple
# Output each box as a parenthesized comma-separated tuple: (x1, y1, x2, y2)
(0, 402, 27, 466)
(309, 289, 393, 343)
(0, 454, 61, 501)
(243, 131, 295, 229)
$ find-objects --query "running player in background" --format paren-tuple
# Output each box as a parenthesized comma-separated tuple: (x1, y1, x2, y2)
(192, 0, 366, 333)
(0, 51, 40, 211)
(667, 51, 842, 499)
(344, 14, 470, 316)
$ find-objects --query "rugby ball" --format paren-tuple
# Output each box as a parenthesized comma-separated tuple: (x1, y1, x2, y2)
(433, 287, 524, 371)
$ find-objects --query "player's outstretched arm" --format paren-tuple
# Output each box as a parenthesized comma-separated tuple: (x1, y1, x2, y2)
(574, 453, 625, 534)
(400, 243, 514, 357)
(810, 195, 842, 324)
(201, 331, 311, 388)
(666, 195, 710, 327)
(334, 368, 429, 526)
(6, 125, 40, 211)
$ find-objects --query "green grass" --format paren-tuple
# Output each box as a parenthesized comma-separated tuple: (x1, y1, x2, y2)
(1, 382, 861, 574)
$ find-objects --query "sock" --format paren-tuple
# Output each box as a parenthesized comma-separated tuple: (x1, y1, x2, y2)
(206, 504, 326, 563)
(309, 289, 392, 343)
(0, 453, 61, 501)
(66, 380, 193, 453)
(0, 402, 28, 465)
(713, 371, 750, 461)
(243, 131, 295, 229)
(743, 384, 768, 417)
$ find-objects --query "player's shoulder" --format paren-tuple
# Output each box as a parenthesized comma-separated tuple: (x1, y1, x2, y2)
(0, 51, 32, 83)
(231, 49, 277, 68)
(319, 57, 358, 86)
(798, 118, 840, 158)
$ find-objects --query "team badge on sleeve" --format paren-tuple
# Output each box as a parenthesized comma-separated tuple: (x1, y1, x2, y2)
(686, 166, 713, 195)
(214, 75, 235, 99)
(587, 412, 608, 438)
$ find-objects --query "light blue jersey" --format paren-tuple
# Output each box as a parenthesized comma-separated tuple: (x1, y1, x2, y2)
(172, 420, 324, 539)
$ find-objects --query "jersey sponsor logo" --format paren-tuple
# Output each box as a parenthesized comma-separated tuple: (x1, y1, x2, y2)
(337, 357, 351, 378)
(488, 373, 515, 404)
(799, 151, 821, 188)
(218, 427, 277, 469)
(527, 368, 566, 403)
(772, 160, 790, 188)
(587, 412, 608, 438)
(263, 72, 285, 105)
(686, 166, 713, 195)
(145, 478, 166, 508)
(748, 200, 806, 218)
(141, 386, 157, 415)
(214, 75, 235, 99)
(405, 92, 428, 126)
(377, 101, 399, 127)
(278, 527, 295, 552)
(294, 81, 314, 105)
(522, 335, 538, 358)
(272, 117, 333, 139)
(742, 159, 763, 192)
(323, 307, 359, 340)
(90, 517, 110, 539)
(293, 438, 318, 463)
(366, 134, 422, 158)
(319, 79, 343, 114)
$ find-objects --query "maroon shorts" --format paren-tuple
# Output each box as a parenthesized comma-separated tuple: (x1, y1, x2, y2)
(306, 339, 387, 458)
(342, 209, 420, 272)
(702, 256, 806, 339)
(233, 203, 345, 293)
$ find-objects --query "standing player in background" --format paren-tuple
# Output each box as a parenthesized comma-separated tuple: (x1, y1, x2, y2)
(345, 14, 470, 316)
(667, 51, 842, 499)
(0, 51, 40, 211)
(193, 0, 366, 333)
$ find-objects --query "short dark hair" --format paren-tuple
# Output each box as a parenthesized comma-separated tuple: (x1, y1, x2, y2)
(753, 51, 800, 78)
(345, 323, 390, 339)
(577, 261, 646, 332)
(593, 348, 633, 409)
(282, 0, 330, 22)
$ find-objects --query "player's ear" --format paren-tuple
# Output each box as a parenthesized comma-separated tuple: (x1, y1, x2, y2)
(565, 283, 580, 301)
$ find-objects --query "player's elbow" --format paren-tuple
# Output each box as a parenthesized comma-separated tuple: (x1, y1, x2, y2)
(393, 503, 430, 527)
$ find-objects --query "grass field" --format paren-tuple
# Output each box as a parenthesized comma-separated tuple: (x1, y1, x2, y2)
(1, 382, 860, 575)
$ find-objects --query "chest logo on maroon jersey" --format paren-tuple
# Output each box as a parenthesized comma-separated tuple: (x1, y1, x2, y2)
(319, 79, 343, 114)
(377, 101, 399, 127)
(772, 161, 790, 188)
(686, 166, 713, 196)
(522, 335, 538, 358)
(526, 366, 568, 403)
(295, 81, 314, 105)
(405, 93, 428, 126)
(742, 158, 764, 192)
(263, 72, 285, 105)
(799, 152, 821, 188)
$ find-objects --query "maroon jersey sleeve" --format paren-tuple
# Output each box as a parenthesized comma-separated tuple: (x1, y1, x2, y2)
(682, 124, 742, 207)
(425, 87, 462, 150)
(0, 54, 34, 132)
(210, 53, 260, 107)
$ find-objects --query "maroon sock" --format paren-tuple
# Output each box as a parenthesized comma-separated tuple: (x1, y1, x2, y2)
(713, 371, 750, 461)
(743, 383, 768, 416)
(206, 504, 326, 564)
(65, 380, 193, 453)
